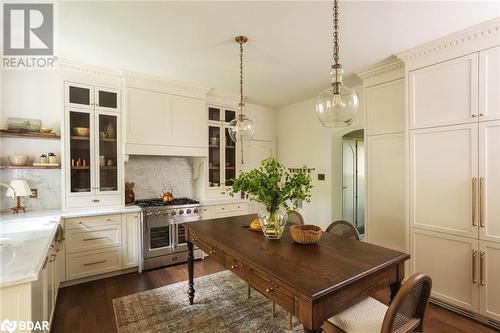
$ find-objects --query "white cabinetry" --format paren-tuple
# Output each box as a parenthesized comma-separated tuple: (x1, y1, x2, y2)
(64, 81, 122, 209)
(122, 212, 140, 268)
(479, 46, 500, 122)
(409, 54, 478, 129)
(201, 203, 247, 220)
(479, 241, 500, 322)
(366, 78, 405, 135)
(125, 88, 207, 156)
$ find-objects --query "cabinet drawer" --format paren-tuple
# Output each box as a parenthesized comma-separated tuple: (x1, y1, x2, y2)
(191, 234, 224, 263)
(66, 247, 122, 280)
(202, 206, 215, 219)
(214, 203, 245, 215)
(65, 214, 122, 230)
(66, 225, 121, 253)
(66, 194, 121, 209)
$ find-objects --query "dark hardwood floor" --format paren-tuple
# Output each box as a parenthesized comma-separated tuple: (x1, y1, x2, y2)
(51, 258, 498, 333)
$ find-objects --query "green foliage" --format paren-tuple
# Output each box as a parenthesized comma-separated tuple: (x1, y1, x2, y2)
(231, 158, 313, 214)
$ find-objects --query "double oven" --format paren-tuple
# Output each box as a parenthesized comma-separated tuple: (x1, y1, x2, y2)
(137, 198, 203, 270)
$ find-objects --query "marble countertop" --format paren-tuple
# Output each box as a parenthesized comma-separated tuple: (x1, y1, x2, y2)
(0, 216, 61, 288)
(0, 205, 141, 288)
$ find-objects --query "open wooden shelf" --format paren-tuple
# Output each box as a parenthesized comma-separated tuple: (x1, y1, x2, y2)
(0, 165, 61, 169)
(0, 130, 60, 140)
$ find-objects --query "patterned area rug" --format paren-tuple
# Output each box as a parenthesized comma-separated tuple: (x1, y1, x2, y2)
(113, 270, 303, 333)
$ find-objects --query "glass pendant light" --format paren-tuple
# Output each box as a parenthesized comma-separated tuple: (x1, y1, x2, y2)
(229, 36, 255, 145)
(315, 0, 359, 127)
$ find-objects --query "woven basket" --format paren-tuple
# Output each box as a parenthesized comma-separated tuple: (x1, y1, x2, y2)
(290, 224, 322, 244)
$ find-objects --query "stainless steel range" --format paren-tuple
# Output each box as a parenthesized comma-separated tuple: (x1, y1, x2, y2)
(136, 198, 203, 270)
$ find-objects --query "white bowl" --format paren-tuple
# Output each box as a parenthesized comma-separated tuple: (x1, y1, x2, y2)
(8, 155, 29, 166)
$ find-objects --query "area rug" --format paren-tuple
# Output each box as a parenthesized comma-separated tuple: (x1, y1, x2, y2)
(113, 270, 303, 333)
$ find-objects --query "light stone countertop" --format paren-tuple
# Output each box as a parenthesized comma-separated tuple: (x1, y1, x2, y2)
(0, 205, 141, 289)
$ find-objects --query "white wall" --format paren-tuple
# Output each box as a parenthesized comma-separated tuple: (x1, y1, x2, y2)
(276, 86, 364, 230)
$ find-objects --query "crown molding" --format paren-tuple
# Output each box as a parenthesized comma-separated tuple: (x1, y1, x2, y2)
(206, 89, 242, 107)
(397, 17, 500, 70)
(356, 58, 404, 80)
(58, 59, 122, 80)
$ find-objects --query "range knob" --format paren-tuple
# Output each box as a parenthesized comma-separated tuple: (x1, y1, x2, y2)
(193, 208, 198, 214)
(171, 211, 176, 216)
(186, 209, 192, 214)
(146, 212, 152, 217)
(155, 211, 161, 216)
(163, 210, 169, 216)
(179, 210, 184, 215)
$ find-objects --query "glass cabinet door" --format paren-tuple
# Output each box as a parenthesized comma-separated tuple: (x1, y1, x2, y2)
(96, 87, 119, 111)
(97, 113, 118, 192)
(66, 83, 93, 109)
(208, 125, 221, 187)
(224, 109, 236, 123)
(69, 110, 92, 193)
(224, 127, 236, 186)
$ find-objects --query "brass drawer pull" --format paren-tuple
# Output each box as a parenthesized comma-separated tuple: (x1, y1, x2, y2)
(480, 251, 485, 286)
(472, 177, 478, 227)
(231, 264, 238, 269)
(266, 288, 274, 293)
(479, 177, 485, 228)
(84, 260, 107, 266)
(78, 222, 91, 228)
(83, 236, 109, 241)
(472, 249, 478, 283)
(209, 250, 216, 254)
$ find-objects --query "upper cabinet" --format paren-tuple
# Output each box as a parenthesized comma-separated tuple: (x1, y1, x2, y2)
(366, 78, 405, 135)
(64, 81, 122, 209)
(479, 46, 500, 122)
(125, 88, 207, 156)
(409, 53, 478, 129)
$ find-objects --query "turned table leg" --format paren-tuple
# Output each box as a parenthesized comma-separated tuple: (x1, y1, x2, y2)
(302, 327, 322, 333)
(187, 240, 195, 305)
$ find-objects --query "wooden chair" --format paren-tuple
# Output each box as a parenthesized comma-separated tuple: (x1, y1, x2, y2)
(322, 273, 432, 333)
(326, 220, 360, 240)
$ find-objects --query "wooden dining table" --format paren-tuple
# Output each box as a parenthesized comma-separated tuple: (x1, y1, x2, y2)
(185, 214, 410, 332)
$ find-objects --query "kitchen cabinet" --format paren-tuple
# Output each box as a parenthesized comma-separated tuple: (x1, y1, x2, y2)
(409, 53, 478, 129)
(125, 88, 207, 156)
(479, 240, 500, 322)
(122, 213, 140, 268)
(479, 120, 500, 243)
(66, 247, 122, 281)
(65, 82, 119, 112)
(479, 46, 500, 122)
(410, 229, 479, 312)
(64, 81, 122, 209)
(410, 123, 479, 238)
(365, 78, 405, 135)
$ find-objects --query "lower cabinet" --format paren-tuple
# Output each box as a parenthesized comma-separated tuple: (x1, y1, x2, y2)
(66, 247, 122, 281)
(122, 212, 140, 268)
(410, 228, 500, 322)
(202, 203, 247, 220)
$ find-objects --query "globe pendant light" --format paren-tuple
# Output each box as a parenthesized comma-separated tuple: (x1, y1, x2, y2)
(229, 36, 255, 147)
(315, 0, 359, 127)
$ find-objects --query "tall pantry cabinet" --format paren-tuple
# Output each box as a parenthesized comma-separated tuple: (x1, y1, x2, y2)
(401, 20, 500, 327)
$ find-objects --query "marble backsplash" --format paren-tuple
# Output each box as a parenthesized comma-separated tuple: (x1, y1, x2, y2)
(0, 169, 62, 212)
(125, 156, 194, 200)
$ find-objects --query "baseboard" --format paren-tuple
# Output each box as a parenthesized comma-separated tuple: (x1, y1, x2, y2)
(60, 266, 139, 288)
(430, 297, 499, 330)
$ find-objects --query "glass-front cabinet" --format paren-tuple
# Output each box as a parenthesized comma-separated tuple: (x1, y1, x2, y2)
(65, 81, 121, 208)
(207, 105, 238, 191)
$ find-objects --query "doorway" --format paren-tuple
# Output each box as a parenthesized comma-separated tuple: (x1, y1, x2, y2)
(342, 129, 364, 235)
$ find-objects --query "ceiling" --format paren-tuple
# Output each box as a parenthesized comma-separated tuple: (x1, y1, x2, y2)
(58, 1, 500, 108)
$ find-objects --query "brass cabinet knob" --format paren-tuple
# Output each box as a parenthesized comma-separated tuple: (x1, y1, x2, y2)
(266, 288, 273, 293)
(231, 264, 238, 269)
(209, 250, 215, 254)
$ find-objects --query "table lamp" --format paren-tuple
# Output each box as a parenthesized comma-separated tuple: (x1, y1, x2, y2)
(5, 179, 31, 213)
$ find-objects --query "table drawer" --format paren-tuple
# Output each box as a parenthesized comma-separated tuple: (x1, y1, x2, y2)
(65, 214, 122, 230)
(214, 203, 245, 215)
(66, 225, 121, 253)
(66, 247, 122, 280)
(192, 234, 224, 262)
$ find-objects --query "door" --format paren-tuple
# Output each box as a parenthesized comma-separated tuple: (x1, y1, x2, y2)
(410, 228, 479, 312)
(144, 217, 175, 258)
(96, 112, 120, 194)
(122, 213, 140, 268)
(410, 124, 479, 238)
(366, 134, 406, 251)
(224, 125, 237, 186)
(208, 125, 222, 188)
(479, 120, 500, 243)
(479, 240, 500, 321)
(342, 139, 356, 224)
(409, 53, 478, 129)
(65, 82, 94, 110)
(95, 86, 119, 112)
(479, 46, 500, 122)
(67, 109, 94, 195)
(356, 141, 365, 232)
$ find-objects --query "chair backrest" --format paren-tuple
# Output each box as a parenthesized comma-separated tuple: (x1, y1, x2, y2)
(287, 210, 304, 225)
(325, 220, 360, 240)
(381, 273, 432, 333)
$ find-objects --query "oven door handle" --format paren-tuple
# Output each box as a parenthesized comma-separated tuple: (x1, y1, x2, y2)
(171, 222, 177, 250)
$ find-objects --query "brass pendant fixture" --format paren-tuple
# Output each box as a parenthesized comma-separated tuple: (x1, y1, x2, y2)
(315, 0, 359, 127)
(228, 35, 255, 164)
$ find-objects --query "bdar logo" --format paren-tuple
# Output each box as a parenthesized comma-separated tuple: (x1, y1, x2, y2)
(0, 319, 17, 333)
(3, 3, 53, 56)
